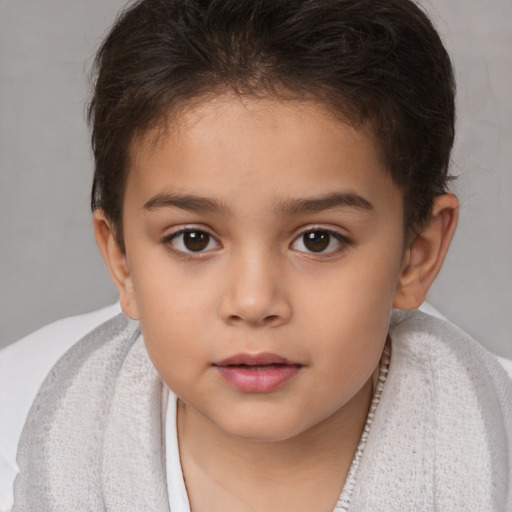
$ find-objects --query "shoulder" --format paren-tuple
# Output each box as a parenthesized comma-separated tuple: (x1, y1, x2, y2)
(0, 303, 121, 512)
(418, 302, 512, 378)
(355, 307, 512, 509)
(399, 304, 512, 380)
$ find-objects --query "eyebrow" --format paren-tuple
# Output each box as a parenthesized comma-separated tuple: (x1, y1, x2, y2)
(143, 191, 374, 216)
(274, 192, 374, 216)
(144, 193, 230, 214)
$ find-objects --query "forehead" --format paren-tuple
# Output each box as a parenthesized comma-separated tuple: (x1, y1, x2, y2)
(126, 94, 400, 215)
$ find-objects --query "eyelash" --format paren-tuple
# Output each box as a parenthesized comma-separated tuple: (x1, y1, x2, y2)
(290, 228, 352, 257)
(162, 226, 352, 258)
(163, 227, 220, 257)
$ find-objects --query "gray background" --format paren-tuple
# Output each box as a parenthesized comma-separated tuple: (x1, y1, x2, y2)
(1, 0, 511, 356)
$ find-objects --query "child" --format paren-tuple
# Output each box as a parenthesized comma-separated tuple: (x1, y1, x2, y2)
(9, 0, 512, 510)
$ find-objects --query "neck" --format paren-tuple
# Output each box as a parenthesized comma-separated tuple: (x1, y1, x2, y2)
(177, 379, 373, 512)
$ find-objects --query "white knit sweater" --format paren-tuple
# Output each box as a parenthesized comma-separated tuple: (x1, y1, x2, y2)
(11, 310, 512, 511)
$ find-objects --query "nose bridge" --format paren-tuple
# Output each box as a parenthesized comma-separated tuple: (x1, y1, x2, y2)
(220, 243, 291, 327)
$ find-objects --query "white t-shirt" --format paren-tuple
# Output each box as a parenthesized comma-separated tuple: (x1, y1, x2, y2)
(1, 304, 511, 512)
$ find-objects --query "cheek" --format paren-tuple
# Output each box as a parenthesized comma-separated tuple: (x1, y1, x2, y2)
(306, 308, 387, 378)
(298, 249, 402, 330)
(129, 268, 214, 378)
(302, 310, 387, 421)
(140, 307, 207, 394)
(129, 247, 213, 317)
(349, 238, 405, 313)
(296, 245, 401, 382)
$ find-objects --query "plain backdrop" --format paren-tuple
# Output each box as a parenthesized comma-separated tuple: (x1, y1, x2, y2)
(1, 0, 511, 357)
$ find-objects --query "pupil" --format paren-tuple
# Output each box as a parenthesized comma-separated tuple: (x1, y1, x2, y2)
(183, 231, 209, 251)
(304, 231, 330, 252)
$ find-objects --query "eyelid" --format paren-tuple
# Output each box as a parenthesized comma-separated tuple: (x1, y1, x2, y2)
(290, 226, 352, 255)
(162, 225, 221, 256)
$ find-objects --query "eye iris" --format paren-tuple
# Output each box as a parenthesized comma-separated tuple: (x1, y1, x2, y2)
(303, 231, 330, 252)
(183, 231, 209, 251)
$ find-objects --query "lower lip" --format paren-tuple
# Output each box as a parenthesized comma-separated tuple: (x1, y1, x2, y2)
(215, 364, 301, 393)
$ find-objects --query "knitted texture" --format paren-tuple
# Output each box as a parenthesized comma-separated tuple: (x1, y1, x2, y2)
(13, 311, 512, 511)
(13, 314, 169, 512)
(349, 310, 512, 511)
(335, 343, 391, 510)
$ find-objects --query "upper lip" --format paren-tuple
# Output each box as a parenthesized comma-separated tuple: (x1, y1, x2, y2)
(213, 353, 299, 367)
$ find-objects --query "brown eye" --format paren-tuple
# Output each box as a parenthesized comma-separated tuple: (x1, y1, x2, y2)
(168, 229, 220, 254)
(291, 228, 349, 255)
(183, 231, 210, 251)
(302, 231, 330, 252)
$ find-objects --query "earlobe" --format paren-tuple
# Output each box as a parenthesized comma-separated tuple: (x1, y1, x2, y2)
(92, 210, 139, 319)
(393, 193, 459, 310)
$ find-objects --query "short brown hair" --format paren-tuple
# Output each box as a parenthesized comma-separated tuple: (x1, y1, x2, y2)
(89, 0, 455, 250)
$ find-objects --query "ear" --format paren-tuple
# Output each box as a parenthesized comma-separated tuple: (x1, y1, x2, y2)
(393, 193, 459, 310)
(93, 210, 139, 319)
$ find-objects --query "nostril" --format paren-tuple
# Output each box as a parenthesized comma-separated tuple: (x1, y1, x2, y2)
(264, 315, 280, 324)
(226, 314, 280, 327)
(227, 314, 243, 324)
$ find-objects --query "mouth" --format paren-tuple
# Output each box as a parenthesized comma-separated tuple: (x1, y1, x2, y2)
(213, 353, 302, 393)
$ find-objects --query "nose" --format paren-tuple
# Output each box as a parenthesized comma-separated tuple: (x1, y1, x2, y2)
(218, 249, 292, 328)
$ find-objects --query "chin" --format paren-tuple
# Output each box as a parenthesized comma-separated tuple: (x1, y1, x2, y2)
(213, 413, 315, 443)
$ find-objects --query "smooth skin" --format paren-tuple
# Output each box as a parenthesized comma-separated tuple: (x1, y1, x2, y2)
(94, 95, 458, 512)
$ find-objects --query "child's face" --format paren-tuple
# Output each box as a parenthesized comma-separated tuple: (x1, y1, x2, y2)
(117, 95, 407, 441)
